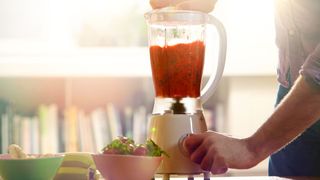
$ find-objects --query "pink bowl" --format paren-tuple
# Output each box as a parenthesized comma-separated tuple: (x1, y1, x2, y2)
(92, 154, 162, 180)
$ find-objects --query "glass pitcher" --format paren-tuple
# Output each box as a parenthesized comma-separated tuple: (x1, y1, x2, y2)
(145, 9, 227, 114)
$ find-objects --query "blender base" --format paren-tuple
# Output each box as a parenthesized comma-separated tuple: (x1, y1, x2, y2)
(148, 113, 207, 175)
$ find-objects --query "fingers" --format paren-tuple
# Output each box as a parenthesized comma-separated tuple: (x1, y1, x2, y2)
(150, 0, 217, 13)
(184, 133, 228, 174)
(200, 152, 213, 171)
(189, 143, 207, 164)
(211, 155, 228, 174)
(183, 133, 206, 154)
(150, 0, 172, 9)
(176, 0, 217, 13)
(150, 0, 185, 9)
(200, 152, 228, 174)
(190, 140, 228, 174)
(188, 135, 211, 164)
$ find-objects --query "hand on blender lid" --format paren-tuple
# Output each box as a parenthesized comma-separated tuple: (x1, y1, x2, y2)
(150, 0, 217, 13)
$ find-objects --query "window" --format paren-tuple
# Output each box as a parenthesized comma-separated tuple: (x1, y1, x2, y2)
(0, 0, 149, 48)
(0, 0, 277, 76)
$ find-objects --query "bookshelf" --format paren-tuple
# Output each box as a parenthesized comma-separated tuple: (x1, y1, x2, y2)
(0, 75, 228, 153)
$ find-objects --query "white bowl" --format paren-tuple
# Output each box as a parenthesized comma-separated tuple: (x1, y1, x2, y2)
(92, 154, 162, 180)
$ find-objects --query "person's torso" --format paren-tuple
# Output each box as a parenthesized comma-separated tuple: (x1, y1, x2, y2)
(275, 0, 320, 87)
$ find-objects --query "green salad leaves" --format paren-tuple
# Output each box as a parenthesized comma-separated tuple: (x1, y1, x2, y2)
(102, 136, 168, 157)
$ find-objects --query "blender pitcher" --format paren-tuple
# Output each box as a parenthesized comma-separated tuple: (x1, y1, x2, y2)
(145, 9, 227, 177)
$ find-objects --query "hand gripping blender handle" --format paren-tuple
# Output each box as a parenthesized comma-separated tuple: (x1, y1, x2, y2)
(200, 16, 227, 103)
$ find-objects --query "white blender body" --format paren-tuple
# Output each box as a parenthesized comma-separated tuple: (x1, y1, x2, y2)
(145, 9, 227, 177)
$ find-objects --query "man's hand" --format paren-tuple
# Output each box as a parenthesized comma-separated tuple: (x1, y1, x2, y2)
(150, 0, 217, 13)
(182, 76, 320, 175)
(182, 131, 260, 174)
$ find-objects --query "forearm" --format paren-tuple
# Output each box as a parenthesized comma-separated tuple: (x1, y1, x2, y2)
(246, 76, 320, 162)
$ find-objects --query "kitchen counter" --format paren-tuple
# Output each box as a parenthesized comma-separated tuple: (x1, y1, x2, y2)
(97, 174, 319, 180)
(151, 176, 319, 180)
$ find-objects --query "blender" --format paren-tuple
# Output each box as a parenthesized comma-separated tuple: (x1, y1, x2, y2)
(145, 9, 227, 179)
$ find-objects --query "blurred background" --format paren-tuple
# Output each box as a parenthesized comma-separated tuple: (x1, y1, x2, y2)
(0, 0, 278, 176)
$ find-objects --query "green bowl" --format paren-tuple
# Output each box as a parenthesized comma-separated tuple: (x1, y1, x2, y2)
(0, 154, 64, 180)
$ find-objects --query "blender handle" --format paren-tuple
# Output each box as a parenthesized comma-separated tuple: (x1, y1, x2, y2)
(200, 15, 227, 103)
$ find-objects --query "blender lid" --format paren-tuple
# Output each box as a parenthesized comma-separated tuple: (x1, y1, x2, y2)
(144, 9, 210, 25)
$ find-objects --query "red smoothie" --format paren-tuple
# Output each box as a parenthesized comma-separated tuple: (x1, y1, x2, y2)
(150, 41, 205, 98)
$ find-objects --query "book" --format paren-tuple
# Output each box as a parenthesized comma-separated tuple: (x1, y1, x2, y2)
(1, 113, 9, 153)
(1, 100, 14, 153)
(30, 116, 40, 154)
(47, 104, 59, 153)
(58, 114, 65, 152)
(78, 111, 95, 152)
(64, 106, 79, 152)
(20, 116, 31, 153)
(38, 104, 49, 153)
(0, 99, 8, 152)
(123, 106, 133, 138)
(132, 106, 147, 144)
(91, 108, 110, 152)
(12, 115, 21, 147)
(106, 103, 122, 140)
(38, 104, 59, 153)
(7, 104, 14, 149)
